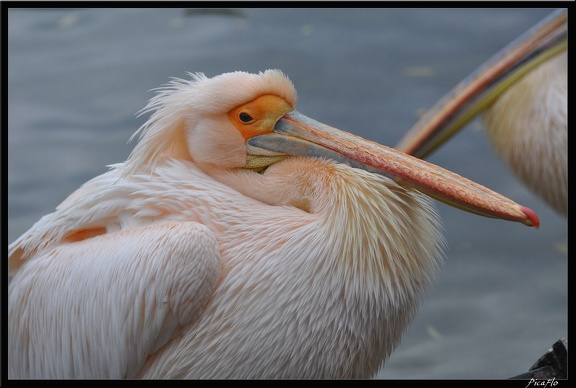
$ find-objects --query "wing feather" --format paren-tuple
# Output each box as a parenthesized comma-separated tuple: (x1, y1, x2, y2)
(8, 221, 221, 379)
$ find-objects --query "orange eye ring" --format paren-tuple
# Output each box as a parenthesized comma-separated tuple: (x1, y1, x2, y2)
(228, 94, 294, 140)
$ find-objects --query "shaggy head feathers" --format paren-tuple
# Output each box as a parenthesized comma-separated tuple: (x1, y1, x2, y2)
(123, 70, 298, 177)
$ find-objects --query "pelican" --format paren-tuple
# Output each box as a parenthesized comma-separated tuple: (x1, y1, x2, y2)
(396, 9, 567, 216)
(8, 69, 538, 379)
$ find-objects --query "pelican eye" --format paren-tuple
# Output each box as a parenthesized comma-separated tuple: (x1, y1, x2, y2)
(239, 112, 254, 123)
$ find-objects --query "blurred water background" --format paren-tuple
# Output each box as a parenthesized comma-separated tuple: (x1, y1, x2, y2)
(7, 7, 567, 379)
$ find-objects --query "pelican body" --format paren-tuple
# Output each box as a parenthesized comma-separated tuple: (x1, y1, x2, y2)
(396, 9, 567, 216)
(8, 70, 537, 379)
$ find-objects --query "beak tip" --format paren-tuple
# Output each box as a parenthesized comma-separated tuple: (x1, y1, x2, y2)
(521, 206, 540, 229)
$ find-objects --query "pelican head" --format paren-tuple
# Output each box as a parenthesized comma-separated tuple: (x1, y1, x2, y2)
(126, 69, 538, 227)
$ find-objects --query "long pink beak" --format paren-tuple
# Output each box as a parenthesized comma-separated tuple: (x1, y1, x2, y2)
(248, 110, 539, 228)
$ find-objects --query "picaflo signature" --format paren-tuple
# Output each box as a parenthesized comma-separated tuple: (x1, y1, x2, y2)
(525, 378, 559, 388)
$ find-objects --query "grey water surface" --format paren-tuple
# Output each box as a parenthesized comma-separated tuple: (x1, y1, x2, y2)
(7, 7, 567, 379)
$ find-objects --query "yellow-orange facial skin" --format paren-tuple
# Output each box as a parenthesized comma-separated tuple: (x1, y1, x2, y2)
(228, 95, 294, 140)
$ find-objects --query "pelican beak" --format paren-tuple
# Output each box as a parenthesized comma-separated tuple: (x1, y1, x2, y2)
(247, 110, 539, 228)
(395, 9, 567, 159)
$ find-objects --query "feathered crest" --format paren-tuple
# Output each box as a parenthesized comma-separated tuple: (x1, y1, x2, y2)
(121, 70, 297, 178)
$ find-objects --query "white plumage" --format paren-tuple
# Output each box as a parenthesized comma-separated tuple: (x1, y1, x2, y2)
(8, 70, 536, 379)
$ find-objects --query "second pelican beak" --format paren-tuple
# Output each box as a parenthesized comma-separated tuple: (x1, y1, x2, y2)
(395, 9, 566, 159)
